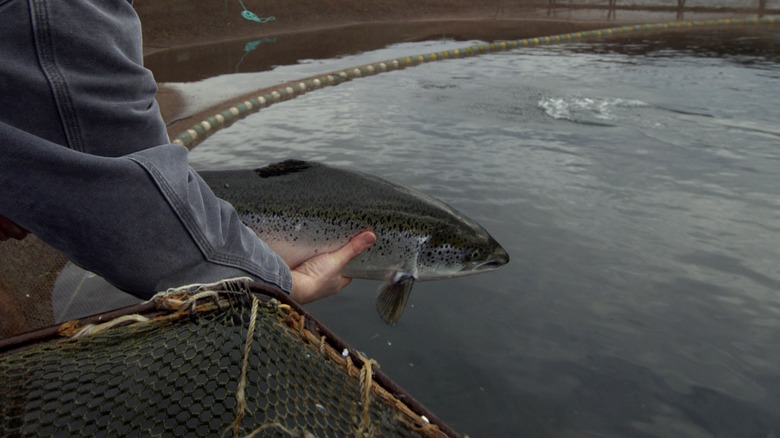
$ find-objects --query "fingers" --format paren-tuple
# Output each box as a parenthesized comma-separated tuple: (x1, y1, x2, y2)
(288, 231, 375, 304)
(330, 231, 376, 268)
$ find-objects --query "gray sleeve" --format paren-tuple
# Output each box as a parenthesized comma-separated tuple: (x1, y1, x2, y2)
(0, 121, 292, 298)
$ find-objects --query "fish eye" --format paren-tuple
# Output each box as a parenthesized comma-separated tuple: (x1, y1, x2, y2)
(467, 250, 480, 261)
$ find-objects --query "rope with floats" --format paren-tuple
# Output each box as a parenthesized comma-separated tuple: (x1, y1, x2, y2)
(172, 16, 777, 149)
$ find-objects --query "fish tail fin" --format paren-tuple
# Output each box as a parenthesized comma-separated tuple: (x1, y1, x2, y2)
(375, 273, 415, 325)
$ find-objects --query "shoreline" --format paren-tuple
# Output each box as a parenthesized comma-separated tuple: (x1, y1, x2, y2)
(146, 12, 767, 140)
(150, 16, 624, 137)
(136, 0, 774, 56)
(135, 1, 769, 140)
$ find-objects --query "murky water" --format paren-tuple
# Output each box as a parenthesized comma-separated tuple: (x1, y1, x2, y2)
(187, 26, 780, 436)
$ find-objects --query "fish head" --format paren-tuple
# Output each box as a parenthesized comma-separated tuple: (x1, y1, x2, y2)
(415, 217, 509, 280)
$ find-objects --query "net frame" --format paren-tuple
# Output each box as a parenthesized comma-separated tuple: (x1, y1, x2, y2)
(0, 279, 461, 438)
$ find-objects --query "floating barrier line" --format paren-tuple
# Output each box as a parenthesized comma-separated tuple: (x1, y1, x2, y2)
(172, 16, 777, 149)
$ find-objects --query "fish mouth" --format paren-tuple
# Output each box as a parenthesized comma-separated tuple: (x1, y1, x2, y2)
(474, 249, 510, 271)
(476, 259, 507, 271)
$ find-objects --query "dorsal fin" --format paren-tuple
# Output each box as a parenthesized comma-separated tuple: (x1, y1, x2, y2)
(254, 160, 314, 178)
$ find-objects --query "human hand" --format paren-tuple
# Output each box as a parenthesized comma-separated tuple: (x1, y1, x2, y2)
(0, 216, 28, 241)
(288, 231, 376, 304)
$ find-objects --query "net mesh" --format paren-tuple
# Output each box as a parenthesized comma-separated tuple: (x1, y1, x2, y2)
(0, 282, 450, 437)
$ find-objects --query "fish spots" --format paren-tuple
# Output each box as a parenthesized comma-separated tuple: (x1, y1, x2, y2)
(202, 161, 508, 282)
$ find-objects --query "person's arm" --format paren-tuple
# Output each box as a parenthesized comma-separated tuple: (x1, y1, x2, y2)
(0, 0, 371, 304)
(1, 121, 290, 298)
(2, 121, 374, 302)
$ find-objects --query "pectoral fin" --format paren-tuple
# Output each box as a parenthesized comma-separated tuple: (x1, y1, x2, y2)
(375, 273, 415, 325)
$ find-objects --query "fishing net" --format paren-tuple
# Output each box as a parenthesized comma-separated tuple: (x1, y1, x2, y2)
(0, 280, 455, 437)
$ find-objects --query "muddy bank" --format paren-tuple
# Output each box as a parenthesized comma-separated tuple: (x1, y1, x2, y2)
(145, 18, 613, 83)
(136, 0, 545, 54)
(136, 0, 772, 56)
(135, 0, 612, 135)
(136, 0, 766, 138)
(148, 17, 625, 136)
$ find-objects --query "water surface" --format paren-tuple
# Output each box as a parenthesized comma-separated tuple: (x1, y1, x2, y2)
(189, 26, 780, 436)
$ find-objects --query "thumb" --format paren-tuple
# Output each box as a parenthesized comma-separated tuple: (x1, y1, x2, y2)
(330, 231, 376, 268)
